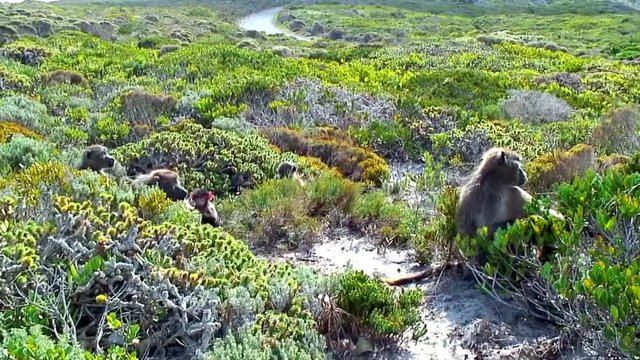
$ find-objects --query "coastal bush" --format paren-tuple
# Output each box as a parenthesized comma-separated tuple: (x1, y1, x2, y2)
(501, 90, 574, 124)
(112, 121, 287, 194)
(0, 121, 42, 143)
(525, 143, 596, 192)
(263, 127, 390, 186)
(592, 105, 640, 155)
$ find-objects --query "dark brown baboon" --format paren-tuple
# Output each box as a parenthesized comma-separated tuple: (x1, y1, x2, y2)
(456, 147, 564, 265)
(277, 161, 297, 178)
(132, 169, 189, 201)
(78, 144, 116, 172)
(276, 160, 305, 186)
(189, 188, 222, 227)
(220, 163, 256, 194)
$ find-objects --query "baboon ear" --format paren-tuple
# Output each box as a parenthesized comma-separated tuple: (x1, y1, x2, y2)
(498, 151, 507, 165)
(85, 150, 93, 159)
(207, 191, 215, 201)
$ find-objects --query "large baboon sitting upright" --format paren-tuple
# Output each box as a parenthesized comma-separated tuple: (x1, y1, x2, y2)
(456, 147, 564, 264)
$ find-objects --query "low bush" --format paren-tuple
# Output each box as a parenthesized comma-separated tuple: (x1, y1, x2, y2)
(350, 190, 427, 245)
(112, 121, 288, 194)
(526, 143, 596, 192)
(335, 270, 423, 340)
(0, 135, 72, 176)
(120, 89, 178, 124)
(263, 127, 390, 186)
(42, 70, 88, 87)
(501, 90, 574, 124)
(596, 154, 629, 173)
(592, 105, 640, 155)
(0, 121, 42, 143)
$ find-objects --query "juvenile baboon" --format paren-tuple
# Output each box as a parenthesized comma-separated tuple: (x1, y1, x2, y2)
(276, 160, 305, 186)
(78, 144, 116, 172)
(220, 163, 256, 194)
(132, 169, 189, 201)
(456, 147, 564, 264)
(189, 188, 222, 227)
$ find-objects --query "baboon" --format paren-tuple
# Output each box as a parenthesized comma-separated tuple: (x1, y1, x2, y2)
(220, 163, 256, 194)
(189, 188, 222, 227)
(383, 148, 564, 286)
(277, 161, 297, 178)
(276, 160, 305, 186)
(132, 169, 189, 201)
(456, 147, 564, 265)
(78, 145, 116, 172)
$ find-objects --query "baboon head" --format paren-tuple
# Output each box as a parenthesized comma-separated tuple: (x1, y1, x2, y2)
(190, 188, 215, 209)
(79, 145, 116, 172)
(144, 169, 189, 201)
(478, 147, 527, 186)
(220, 163, 256, 191)
(277, 161, 298, 178)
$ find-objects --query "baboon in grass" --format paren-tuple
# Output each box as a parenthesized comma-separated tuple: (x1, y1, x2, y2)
(220, 163, 256, 194)
(190, 188, 222, 227)
(78, 145, 116, 172)
(456, 147, 564, 265)
(383, 147, 564, 286)
(132, 169, 189, 201)
(276, 160, 305, 186)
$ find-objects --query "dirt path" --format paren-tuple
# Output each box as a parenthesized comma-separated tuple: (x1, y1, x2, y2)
(238, 6, 311, 41)
(267, 163, 585, 360)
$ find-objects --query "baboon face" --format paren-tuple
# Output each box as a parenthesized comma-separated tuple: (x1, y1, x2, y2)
(190, 189, 214, 209)
(497, 151, 527, 186)
(149, 171, 189, 201)
(82, 145, 115, 171)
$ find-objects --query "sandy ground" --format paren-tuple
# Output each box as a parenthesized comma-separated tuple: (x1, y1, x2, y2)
(262, 162, 588, 360)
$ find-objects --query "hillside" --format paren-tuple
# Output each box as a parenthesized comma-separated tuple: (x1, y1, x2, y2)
(0, 0, 639, 359)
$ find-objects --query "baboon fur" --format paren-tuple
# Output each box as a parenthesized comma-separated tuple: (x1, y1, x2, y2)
(220, 164, 256, 193)
(78, 144, 116, 172)
(456, 147, 564, 265)
(277, 161, 298, 178)
(190, 188, 222, 227)
(132, 169, 189, 201)
(276, 160, 305, 186)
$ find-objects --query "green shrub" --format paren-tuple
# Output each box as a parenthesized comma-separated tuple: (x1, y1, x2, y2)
(0, 135, 75, 176)
(336, 270, 423, 339)
(263, 127, 390, 186)
(112, 121, 287, 194)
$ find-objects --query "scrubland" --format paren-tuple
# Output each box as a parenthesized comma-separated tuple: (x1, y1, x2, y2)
(0, 0, 639, 359)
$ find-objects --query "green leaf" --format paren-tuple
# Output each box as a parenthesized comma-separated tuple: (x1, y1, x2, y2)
(541, 262, 552, 280)
(610, 304, 619, 321)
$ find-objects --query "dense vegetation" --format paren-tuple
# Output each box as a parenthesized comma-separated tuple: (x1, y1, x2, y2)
(0, 0, 639, 359)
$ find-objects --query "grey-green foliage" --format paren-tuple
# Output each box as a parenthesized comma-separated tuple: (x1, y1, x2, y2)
(206, 327, 328, 360)
(70, 166, 136, 205)
(0, 135, 77, 176)
(0, 95, 50, 130)
(210, 117, 257, 134)
(501, 89, 574, 123)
